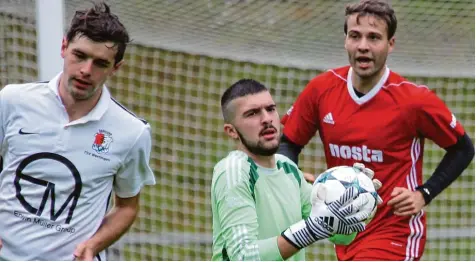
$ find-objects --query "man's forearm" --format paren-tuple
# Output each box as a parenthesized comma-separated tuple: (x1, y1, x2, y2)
(277, 235, 300, 259)
(277, 135, 303, 165)
(85, 203, 138, 255)
(417, 133, 474, 204)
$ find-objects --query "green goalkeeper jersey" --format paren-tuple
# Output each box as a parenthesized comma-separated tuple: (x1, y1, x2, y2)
(211, 150, 313, 261)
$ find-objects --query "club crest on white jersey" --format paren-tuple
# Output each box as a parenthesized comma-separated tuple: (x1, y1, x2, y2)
(92, 130, 113, 154)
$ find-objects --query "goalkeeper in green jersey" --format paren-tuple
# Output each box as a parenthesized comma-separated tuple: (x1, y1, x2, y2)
(211, 79, 379, 261)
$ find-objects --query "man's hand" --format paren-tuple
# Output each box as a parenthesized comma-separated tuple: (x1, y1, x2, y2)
(282, 185, 371, 249)
(0, 238, 2, 251)
(352, 163, 383, 205)
(387, 187, 425, 216)
(303, 172, 316, 183)
(73, 241, 96, 261)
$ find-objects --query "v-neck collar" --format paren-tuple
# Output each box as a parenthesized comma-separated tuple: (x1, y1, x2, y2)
(347, 66, 390, 105)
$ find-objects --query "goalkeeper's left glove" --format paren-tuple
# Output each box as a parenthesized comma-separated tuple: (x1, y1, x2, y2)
(281, 185, 373, 249)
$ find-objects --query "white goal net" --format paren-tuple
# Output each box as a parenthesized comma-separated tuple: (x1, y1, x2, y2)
(0, 0, 474, 260)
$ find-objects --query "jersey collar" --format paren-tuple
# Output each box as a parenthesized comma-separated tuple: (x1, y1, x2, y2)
(347, 66, 390, 105)
(48, 72, 111, 123)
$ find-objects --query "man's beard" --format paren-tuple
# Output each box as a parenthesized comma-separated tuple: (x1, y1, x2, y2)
(236, 128, 279, 156)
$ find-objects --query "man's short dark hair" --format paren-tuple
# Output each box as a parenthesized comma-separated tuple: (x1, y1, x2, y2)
(221, 79, 268, 123)
(65, 2, 130, 64)
(344, 0, 397, 40)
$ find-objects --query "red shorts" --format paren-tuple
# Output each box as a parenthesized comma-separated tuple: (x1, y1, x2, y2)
(336, 236, 426, 261)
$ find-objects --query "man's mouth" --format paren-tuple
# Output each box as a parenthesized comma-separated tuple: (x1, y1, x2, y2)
(73, 78, 92, 89)
(356, 57, 373, 69)
(260, 128, 277, 139)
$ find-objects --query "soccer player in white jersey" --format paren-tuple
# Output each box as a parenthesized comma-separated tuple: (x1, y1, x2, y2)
(0, 3, 155, 261)
(211, 79, 381, 260)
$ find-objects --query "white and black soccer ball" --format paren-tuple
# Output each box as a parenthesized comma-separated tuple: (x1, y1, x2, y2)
(313, 164, 378, 221)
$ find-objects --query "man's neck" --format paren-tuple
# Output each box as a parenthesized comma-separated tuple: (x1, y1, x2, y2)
(352, 67, 386, 94)
(58, 75, 101, 122)
(238, 147, 276, 169)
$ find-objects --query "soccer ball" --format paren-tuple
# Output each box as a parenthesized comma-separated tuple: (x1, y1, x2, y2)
(312, 163, 378, 245)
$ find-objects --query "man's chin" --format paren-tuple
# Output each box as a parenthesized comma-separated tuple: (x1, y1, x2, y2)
(257, 144, 280, 156)
(70, 87, 96, 100)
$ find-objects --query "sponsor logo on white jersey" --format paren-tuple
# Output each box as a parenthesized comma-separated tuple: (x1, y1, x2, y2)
(329, 143, 383, 162)
(450, 113, 457, 129)
(323, 112, 335, 125)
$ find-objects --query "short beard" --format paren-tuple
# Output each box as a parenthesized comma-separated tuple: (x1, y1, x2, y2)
(67, 80, 100, 101)
(236, 128, 279, 156)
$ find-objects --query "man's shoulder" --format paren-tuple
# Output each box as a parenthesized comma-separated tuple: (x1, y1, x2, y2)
(306, 65, 350, 91)
(2, 81, 49, 97)
(275, 153, 299, 168)
(213, 151, 251, 174)
(212, 151, 251, 184)
(383, 71, 433, 101)
(107, 97, 149, 128)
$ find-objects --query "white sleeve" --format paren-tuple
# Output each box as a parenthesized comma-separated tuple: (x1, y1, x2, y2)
(0, 87, 6, 149)
(114, 123, 156, 198)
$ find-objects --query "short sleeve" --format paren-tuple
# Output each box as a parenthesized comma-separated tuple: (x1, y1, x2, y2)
(114, 124, 156, 198)
(411, 89, 465, 149)
(0, 87, 6, 148)
(281, 80, 320, 146)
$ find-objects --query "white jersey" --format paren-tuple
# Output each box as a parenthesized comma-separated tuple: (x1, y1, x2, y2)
(0, 73, 156, 260)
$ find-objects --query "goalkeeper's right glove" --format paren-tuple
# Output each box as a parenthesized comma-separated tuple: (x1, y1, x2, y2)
(281, 185, 372, 249)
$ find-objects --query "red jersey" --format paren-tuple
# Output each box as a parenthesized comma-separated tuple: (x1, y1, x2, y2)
(281, 66, 465, 260)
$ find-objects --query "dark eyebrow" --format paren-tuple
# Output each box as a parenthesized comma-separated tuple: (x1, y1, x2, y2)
(72, 48, 112, 65)
(243, 103, 276, 115)
(243, 107, 260, 116)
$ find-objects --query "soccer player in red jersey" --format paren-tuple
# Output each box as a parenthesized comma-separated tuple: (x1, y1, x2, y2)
(278, 0, 474, 260)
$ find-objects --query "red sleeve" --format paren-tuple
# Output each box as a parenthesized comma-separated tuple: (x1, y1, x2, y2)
(281, 79, 320, 146)
(411, 88, 465, 148)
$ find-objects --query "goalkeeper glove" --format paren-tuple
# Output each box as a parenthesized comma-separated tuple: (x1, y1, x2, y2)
(281, 185, 372, 249)
(353, 162, 383, 205)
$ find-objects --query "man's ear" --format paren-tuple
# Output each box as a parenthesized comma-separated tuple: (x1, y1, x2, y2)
(111, 60, 124, 74)
(61, 37, 68, 58)
(224, 124, 239, 140)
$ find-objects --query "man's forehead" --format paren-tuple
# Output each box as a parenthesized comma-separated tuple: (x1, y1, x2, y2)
(69, 35, 117, 61)
(347, 13, 387, 31)
(230, 92, 273, 110)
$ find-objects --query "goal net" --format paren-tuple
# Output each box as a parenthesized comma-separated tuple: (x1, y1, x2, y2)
(1, 0, 474, 260)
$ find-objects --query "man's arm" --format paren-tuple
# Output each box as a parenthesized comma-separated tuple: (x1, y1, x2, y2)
(213, 169, 291, 260)
(277, 135, 303, 165)
(214, 167, 368, 260)
(278, 77, 321, 164)
(278, 135, 317, 183)
(389, 133, 474, 215)
(389, 90, 474, 215)
(73, 195, 139, 260)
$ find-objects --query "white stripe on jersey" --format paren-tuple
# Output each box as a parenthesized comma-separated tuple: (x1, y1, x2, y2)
(405, 138, 424, 260)
(383, 81, 429, 90)
(229, 225, 260, 261)
(225, 151, 247, 189)
(328, 69, 348, 82)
